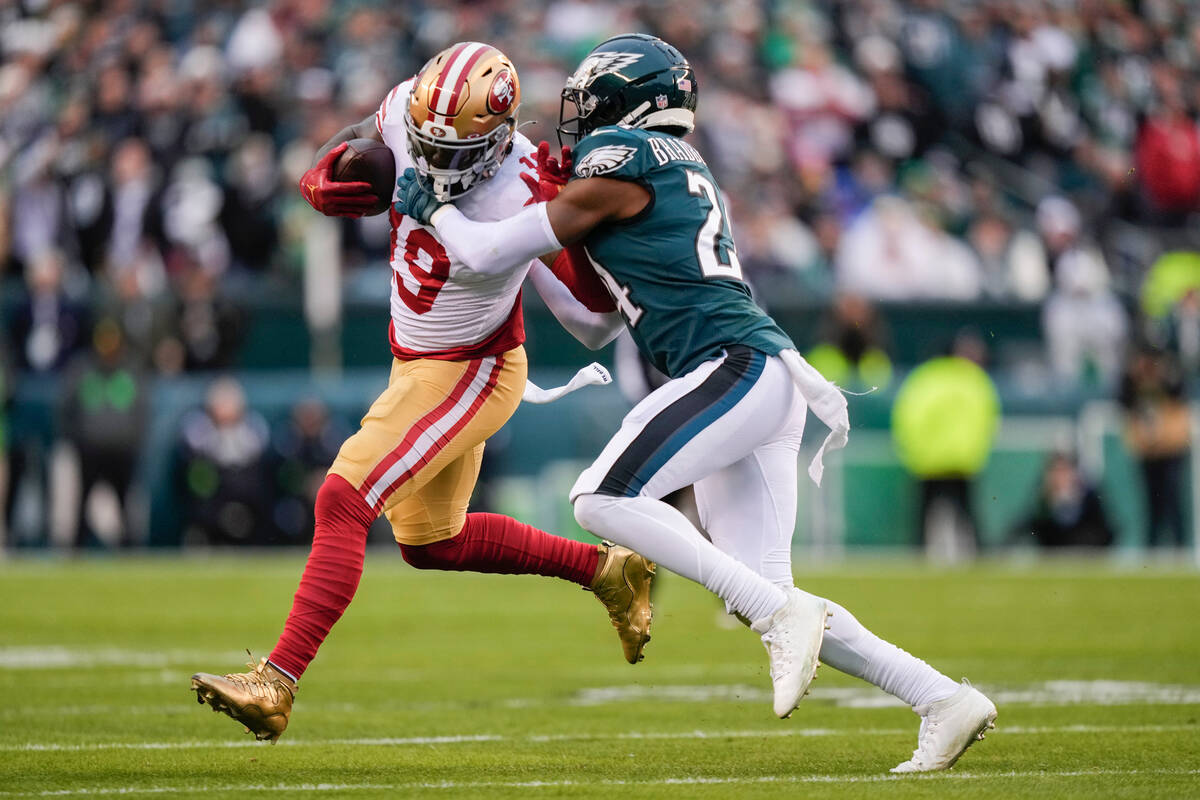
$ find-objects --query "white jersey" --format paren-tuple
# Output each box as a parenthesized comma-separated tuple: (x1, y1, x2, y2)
(375, 78, 539, 360)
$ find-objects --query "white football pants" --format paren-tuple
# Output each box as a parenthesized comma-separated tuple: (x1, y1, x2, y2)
(572, 346, 958, 708)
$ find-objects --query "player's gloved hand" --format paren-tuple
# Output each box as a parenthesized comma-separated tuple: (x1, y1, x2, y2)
(520, 141, 573, 204)
(393, 168, 445, 226)
(298, 142, 377, 218)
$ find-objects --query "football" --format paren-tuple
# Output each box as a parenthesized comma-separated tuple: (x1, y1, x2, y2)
(332, 138, 396, 216)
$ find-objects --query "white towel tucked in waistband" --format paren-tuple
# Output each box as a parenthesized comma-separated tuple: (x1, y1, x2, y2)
(779, 349, 850, 487)
(522, 362, 612, 404)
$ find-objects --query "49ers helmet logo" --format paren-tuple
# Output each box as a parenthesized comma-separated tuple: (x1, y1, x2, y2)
(487, 70, 516, 115)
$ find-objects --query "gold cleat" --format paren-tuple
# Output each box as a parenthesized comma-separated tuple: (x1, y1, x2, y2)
(590, 543, 655, 664)
(190, 654, 296, 743)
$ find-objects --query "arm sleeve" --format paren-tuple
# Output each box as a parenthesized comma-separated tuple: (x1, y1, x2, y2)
(431, 202, 561, 276)
(550, 245, 616, 313)
(528, 261, 624, 350)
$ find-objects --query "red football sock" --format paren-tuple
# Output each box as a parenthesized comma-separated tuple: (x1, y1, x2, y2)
(268, 474, 376, 680)
(399, 512, 599, 587)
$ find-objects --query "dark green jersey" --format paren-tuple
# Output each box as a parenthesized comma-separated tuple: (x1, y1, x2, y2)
(570, 126, 793, 378)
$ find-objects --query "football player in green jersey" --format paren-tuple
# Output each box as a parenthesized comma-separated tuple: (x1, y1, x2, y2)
(395, 33, 997, 771)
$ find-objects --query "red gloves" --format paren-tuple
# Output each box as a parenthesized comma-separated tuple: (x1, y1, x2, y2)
(298, 142, 377, 217)
(520, 141, 574, 204)
(521, 141, 614, 312)
(551, 245, 616, 313)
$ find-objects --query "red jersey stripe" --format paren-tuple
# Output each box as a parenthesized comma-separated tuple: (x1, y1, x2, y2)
(378, 82, 404, 127)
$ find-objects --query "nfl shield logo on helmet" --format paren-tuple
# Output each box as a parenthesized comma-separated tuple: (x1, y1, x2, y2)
(655, 93, 668, 109)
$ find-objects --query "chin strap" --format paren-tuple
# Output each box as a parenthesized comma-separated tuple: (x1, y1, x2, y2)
(617, 100, 651, 127)
(523, 362, 612, 404)
(779, 349, 850, 487)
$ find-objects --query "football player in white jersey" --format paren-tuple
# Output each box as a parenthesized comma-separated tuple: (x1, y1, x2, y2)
(190, 42, 646, 743)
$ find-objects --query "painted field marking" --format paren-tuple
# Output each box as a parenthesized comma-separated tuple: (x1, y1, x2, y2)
(0, 647, 244, 670)
(0, 705, 182, 720)
(567, 680, 1200, 708)
(6, 679, 1198, 717)
(1, 768, 1198, 796)
(4, 723, 1197, 753)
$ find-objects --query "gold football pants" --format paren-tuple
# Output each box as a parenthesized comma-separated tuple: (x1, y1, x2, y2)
(329, 346, 527, 545)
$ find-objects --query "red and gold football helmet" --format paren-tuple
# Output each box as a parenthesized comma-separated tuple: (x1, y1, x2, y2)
(405, 42, 521, 201)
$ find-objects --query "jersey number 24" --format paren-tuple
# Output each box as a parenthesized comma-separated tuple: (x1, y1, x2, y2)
(686, 169, 744, 282)
(589, 169, 745, 328)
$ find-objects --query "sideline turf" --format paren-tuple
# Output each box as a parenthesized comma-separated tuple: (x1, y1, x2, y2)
(1, 555, 1197, 798)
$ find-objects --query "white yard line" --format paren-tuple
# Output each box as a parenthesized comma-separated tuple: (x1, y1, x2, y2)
(0, 647, 247, 670)
(8, 679, 1196, 717)
(0, 705, 180, 719)
(1, 769, 1198, 796)
(4, 723, 1196, 753)
(567, 680, 1200, 708)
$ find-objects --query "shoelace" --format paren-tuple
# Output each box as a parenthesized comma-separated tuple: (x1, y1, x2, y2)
(762, 627, 794, 682)
(222, 656, 287, 701)
(907, 717, 940, 766)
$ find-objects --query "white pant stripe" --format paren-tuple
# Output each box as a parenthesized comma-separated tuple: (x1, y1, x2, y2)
(363, 356, 497, 507)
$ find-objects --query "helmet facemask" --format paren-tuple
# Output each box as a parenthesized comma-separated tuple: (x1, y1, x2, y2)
(404, 112, 516, 202)
(557, 86, 596, 146)
(557, 34, 698, 147)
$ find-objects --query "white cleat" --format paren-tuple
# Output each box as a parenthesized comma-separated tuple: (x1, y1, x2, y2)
(890, 679, 998, 773)
(750, 587, 829, 719)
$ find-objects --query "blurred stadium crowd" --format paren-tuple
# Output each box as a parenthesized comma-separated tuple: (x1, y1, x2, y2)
(2, 0, 1200, 551)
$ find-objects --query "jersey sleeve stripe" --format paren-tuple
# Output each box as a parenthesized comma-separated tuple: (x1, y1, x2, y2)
(377, 82, 405, 130)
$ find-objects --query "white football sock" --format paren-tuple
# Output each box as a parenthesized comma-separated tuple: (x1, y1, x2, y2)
(819, 599, 959, 708)
(266, 660, 299, 684)
(574, 493, 788, 622)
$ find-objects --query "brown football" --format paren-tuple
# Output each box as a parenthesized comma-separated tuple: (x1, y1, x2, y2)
(332, 138, 396, 216)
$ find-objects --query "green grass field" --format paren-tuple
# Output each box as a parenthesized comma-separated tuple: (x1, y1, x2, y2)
(1, 554, 1198, 798)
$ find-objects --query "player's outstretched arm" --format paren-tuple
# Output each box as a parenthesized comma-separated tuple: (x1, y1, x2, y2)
(394, 170, 650, 276)
(541, 176, 650, 245)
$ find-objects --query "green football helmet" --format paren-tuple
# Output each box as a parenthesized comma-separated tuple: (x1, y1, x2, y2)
(558, 33, 699, 145)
